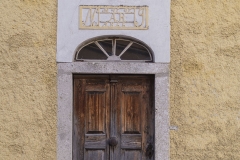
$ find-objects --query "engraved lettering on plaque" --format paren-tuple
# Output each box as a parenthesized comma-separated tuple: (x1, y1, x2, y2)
(79, 6, 149, 30)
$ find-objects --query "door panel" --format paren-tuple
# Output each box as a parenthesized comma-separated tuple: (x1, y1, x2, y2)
(85, 91, 106, 133)
(122, 91, 142, 133)
(73, 76, 110, 160)
(85, 134, 106, 149)
(117, 76, 152, 160)
(121, 150, 141, 160)
(85, 150, 105, 160)
(121, 134, 142, 149)
(73, 75, 154, 160)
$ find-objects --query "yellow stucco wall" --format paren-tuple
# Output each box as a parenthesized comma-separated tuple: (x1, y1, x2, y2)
(0, 0, 239, 159)
(0, 0, 57, 159)
(170, 0, 240, 159)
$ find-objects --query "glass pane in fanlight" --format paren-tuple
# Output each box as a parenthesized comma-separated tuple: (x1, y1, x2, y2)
(77, 43, 108, 60)
(120, 43, 151, 60)
(98, 40, 113, 56)
(116, 40, 131, 56)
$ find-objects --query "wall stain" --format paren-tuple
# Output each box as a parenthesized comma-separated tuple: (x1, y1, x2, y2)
(9, 63, 19, 70)
(221, 23, 240, 38)
(8, 144, 24, 154)
(183, 60, 203, 73)
(7, 32, 34, 48)
(215, 45, 240, 58)
(8, 131, 20, 140)
(20, 0, 49, 6)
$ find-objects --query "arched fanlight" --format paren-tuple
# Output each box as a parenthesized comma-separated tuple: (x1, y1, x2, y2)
(75, 38, 152, 62)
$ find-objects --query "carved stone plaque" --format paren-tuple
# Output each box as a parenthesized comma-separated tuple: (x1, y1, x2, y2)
(79, 6, 149, 30)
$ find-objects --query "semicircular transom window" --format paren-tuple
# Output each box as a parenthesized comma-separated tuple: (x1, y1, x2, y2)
(75, 38, 152, 62)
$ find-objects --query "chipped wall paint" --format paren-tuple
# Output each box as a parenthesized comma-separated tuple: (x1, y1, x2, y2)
(0, 0, 240, 159)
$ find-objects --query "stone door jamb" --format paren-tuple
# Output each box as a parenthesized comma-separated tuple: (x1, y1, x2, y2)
(57, 62, 169, 160)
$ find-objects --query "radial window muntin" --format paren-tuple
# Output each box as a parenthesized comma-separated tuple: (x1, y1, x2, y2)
(75, 37, 153, 62)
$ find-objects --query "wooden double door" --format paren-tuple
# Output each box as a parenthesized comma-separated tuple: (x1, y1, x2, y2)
(73, 75, 154, 160)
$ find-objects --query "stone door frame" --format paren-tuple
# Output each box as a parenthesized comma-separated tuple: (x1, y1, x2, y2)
(57, 62, 169, 160)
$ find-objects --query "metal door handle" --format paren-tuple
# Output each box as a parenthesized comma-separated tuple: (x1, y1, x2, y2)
(108, 137, 118, 146)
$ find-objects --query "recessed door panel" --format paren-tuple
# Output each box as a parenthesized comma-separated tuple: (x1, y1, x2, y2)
(85, 134, 106, 149)
(122, 91, 142, 133)
(121, 150, 142, 160)
(121, 134, 142, 149)
(85, 150, 105, 160)
(85, 91, 106, 133)
(73, 75, 154, 160)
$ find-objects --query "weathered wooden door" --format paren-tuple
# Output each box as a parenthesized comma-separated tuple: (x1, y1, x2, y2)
(73, 75, 154, 160)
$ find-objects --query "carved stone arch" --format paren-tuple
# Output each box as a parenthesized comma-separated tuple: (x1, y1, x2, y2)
(74, 36, 155, 62)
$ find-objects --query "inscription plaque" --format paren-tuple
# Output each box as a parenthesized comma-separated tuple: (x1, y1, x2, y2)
(79, 6, 149, 30)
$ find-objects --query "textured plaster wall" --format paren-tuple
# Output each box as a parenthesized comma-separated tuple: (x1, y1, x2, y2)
(170, 0, 240, 159)
(1, 0, 240, 160)
(0, 0, 57, 159)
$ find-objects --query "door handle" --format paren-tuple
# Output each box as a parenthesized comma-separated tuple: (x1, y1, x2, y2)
(108, 137, 118, 146)
(146, 143, 154, 159)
